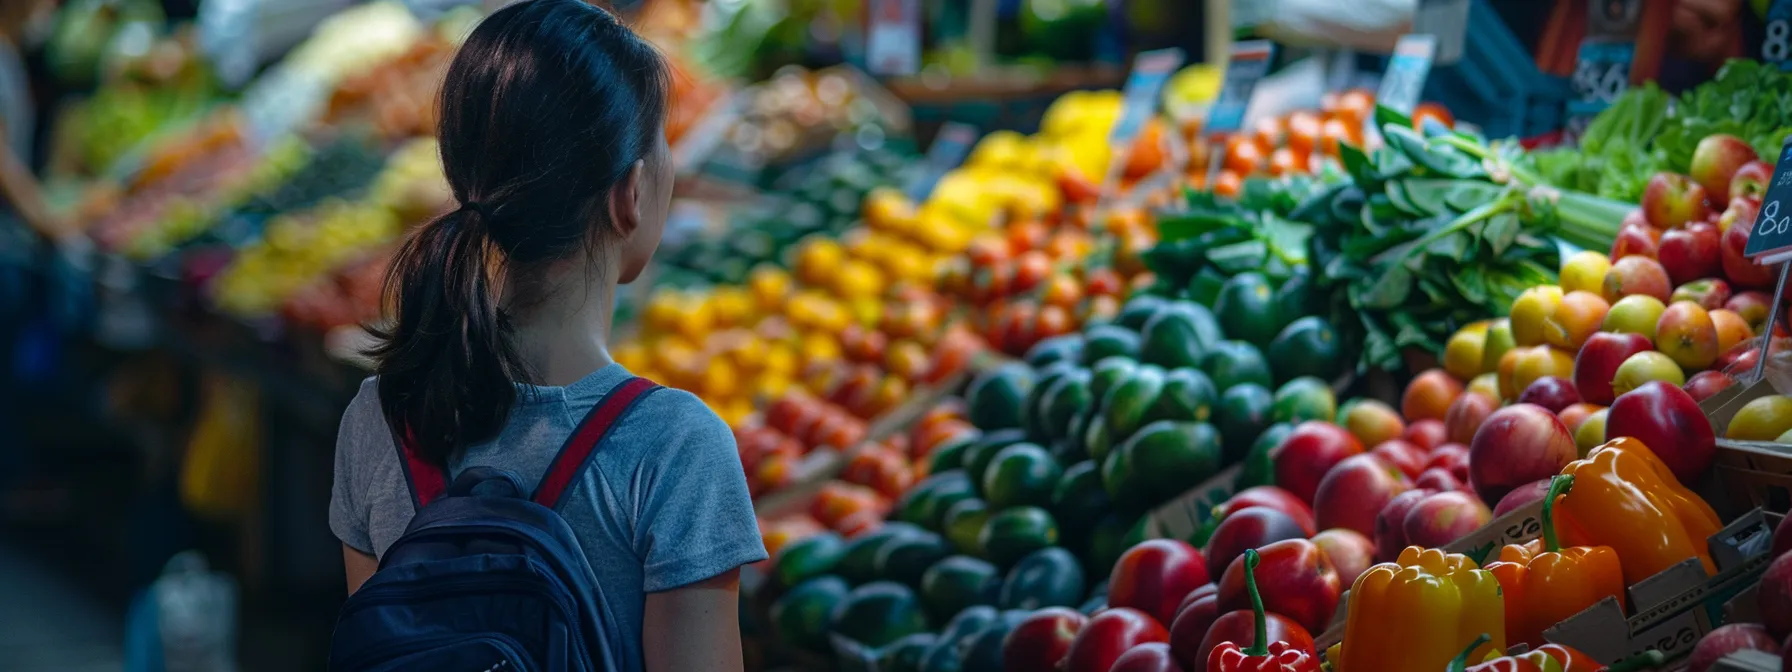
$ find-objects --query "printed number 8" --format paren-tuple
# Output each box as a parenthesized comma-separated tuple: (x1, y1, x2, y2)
(1768, 20, 1790, 61)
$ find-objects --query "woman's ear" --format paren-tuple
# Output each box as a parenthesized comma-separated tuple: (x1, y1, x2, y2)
(608, 159, 647, 237)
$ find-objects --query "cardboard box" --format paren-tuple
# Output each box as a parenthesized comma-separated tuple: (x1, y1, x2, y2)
(1142, 464, 1243, 542)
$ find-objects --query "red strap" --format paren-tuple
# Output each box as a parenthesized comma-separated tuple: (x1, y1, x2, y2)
(400, 426, 450, 509)
(532, 377, 659, 509)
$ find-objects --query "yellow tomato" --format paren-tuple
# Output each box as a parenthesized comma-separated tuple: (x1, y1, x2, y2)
(709, 286, 755, 328)
(716, 398, 753, 428)
(672, 293, 715, 342)
(762, 341, 798, 378)
(644, 289, 683, 334)
(910, 211, 974, 253)
(862, 187, 918, 234)
(725, 335, 768, 373)
(698, 358, 739, 400)
(834, 259, 886, 300)
(849, 297, 883, 328)
(748, 264, 792, 313)
(652, 336, 700, 374)
(752, 375, 792, 404)
(613, 341, 649, 373)
(800, 329, 843, 365)
(793, 236, 847, 286)
(967, 130, 1028, 169)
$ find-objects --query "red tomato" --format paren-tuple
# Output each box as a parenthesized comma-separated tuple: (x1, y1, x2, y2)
(1320, 117, 1364, 158)
(1002, 607, 1088, 672)
(833, 508, 883, 538)
(809, 482, 886, 527)
(1107, 539, 1211, 626)
(1285, 110, 1324, 156)
(1085, 267, 1124, 297)
(1012, 250, 1053, 295)
(1007, 219, 1050, 255)
(1212, 170, 1244, 198)
(764, 394, 816, 435)
(967, 236, 1010, 268)
(1251, 115, 1287, 150)
(1042, 273, 1085, 309)
(1034, 304, 1075, 341)
(1333, 88, 1377, 126)
(922, 327, 983, 384)
(1064, 608, 1170, 672)
(1222, 135, 1266, 176)
(1268, 146, 1308, 176)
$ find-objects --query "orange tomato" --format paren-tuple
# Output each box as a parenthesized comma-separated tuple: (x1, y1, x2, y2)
(1285, 110, 1324, 156)
(1268, 146, 1308, 177)
(1212, 170, 1244, 198)
(1113, 231, 1155, 278)
(825, 363, 880, 410)
(1319, 117, 1363, 158)
(839, 324, 887, 364)
(1128, 271, 1158, 297)
(810, 482, 887, 527)
(1413, 102, 1455, 130)
(815, 412, 869, 449)
(881, 299, 944, 343)
(1223, 135, 1267, 176)
(1333, 88, 1376, 126)
(1045, 229, 1093, 261)
(833, 509, 883, 538)
(1124, 119, 1169, 180)
(967, 236, 1010, 268)
(969, 262, 1015, 305)
(1007, 218, 1050, 255)
(1035, 304, 1075, 340)
(759, 515, 824, 555)
(858, 376, 908, 419)
(885, 339, 931, 382)
(922, 327, 983, 384)
(750, 452, 795, 497)
(1012, 250, 1053, 295)
(1042, 273, 1085, 309)
(1104, 207, 1152, 236)
(1251, 115, 1287, 150)
(842, 446, 902, 486)
(1081, 294, 1122, 324)
(935, 256, 972, 298)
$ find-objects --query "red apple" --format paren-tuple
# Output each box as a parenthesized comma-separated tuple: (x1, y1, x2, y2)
(1311, 528, 1376, 588)
(1370, 440, 1428, 479)
(1189, 608, 1314, 672)
(1731, 162, 1772, 203)
(1403, 419, 1448, 451)
(1723, 219, 1779, 289)
(1719, 197, 1760, 234)
(1492, 478, 1552, 518)
(1374, 488, 1436, 562)
(1684, 370, 1737, 402)
(1660, 223, 1724, 286)
(1657, 301, 1721, 371)
(1690, 134, 1758, 208)
(1759, 552, 1792, 640)
(1216, 486, 1318, 537)
(1603, 255, 1674, 303)
(1415, 466, 1467, 493)
(1611, 220, 1663, 260)
(1108, 642, 1181, 672)
(1468, 404, 1578, 504)
(1727, 290, 1774, 333)
(1313, 453, 1412, 538)
(1642, 172, 1712, 229)
(1606, 381, 1716, 483)
(1574, 331, 1656, 405)
(1167, 592, 1220, 670)
(1004, 608, 1089, 672)
(1670, 277, 1733, 310)
(1066, 607, 1170, 672)
(1517, 376, 1582, 413)
(1444, 391, 1499, 445)
(1718, 345, 1762, 374)
(1426, 443, 1471, 482)
(1215, 538, 1341, 634)
(1686, 623, 1779, 672)
(1403, 490, 1492, 548)
(1273, 422, 1365, 505)
(1204, 507, 1307, 579)
(1108, 540, 1210, 626)
(1774, 511, 1792, 559)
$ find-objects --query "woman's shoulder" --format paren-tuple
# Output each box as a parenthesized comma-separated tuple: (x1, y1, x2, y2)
(337, 377, 394, 453)
(629, 383, 732, 442)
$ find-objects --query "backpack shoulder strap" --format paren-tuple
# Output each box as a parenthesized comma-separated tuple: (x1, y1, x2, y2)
(396, 425, 450, 511)
(533, 376, 661, 509)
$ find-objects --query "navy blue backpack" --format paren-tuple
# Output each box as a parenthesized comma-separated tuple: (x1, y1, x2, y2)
(330, 377, 660, 671)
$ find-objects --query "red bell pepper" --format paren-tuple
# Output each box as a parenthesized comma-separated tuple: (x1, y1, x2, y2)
(1206, 550, 1321, 672)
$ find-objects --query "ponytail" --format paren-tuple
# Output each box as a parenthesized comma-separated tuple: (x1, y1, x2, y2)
(369, 205, 527, 465)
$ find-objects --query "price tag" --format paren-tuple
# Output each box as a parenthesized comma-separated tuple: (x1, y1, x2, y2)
(1565, 0, 1645, 140)
(1205, 41, 1275, 136)
(1412, 0, 1470, 65)
(1376, 35, 1436, 118)
(906, 122, 979, 201)
(1743, 136, 1792, 262)
(1091, 48, 1186, 210)
(866, 0, 922, 76)
(1766, 0, 1792, 70)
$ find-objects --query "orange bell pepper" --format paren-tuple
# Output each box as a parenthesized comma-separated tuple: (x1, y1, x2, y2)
(1334, 547, 1505, 672)
(1486, 474, 1627, 648)
(1548, 438, 1721, 585)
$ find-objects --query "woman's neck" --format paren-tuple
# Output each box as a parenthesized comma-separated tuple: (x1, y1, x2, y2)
(508, 254, 622, 387)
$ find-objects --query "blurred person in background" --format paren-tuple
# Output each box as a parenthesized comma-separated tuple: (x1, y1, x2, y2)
(0, 0, 68, 241)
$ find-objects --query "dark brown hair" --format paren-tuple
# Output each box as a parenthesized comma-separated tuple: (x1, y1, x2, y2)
(370, 0, 670, 465)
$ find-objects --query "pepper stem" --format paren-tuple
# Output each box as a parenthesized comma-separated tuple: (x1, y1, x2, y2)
(1448, 633, 1492, 672)
(1243, 549, 1269, 657)
(1542, 474, 1575, 554)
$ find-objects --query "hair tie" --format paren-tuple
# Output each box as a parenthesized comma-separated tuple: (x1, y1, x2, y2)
(459, 200, 491, 219)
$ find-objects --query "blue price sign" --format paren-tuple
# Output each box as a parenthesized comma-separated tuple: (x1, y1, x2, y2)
(907, 122, 979, 201)
(1206, 41, 1275, 136)
(1767, 0, 1792, 70)
(1109, 48, 1188, 147)
(1566, 41, 1634, 136)
(1378, 35, 1437, 118)
(1744, 136, 1792, 261)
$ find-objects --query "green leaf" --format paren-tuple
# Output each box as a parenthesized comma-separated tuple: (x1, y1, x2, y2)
(1156, 212, 1241, 242)
(1451, 270, 1489, 304)
(1445, 181, 1505, 211)
(1359, 265, 1414, 309)
(1399, 179, 1457, 216)
(1426, 231, 1470, 261)
(1484, 213, 1520, 255)
(1339, 143, 1377, 187)
(1208, 240, 1269, 274)
(1374, 105, 1414, 134)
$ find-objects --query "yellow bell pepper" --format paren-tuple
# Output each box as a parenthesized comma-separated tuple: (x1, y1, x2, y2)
(1336, 547, 1506, 672)
(1549, 437, 1722, 584)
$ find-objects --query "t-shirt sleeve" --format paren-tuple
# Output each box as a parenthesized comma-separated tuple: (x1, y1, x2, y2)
(633, 390, 768, 593)
(330, 380, 381, 554)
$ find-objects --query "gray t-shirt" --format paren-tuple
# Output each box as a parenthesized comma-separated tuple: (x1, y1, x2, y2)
(329, 362, 767, 671)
